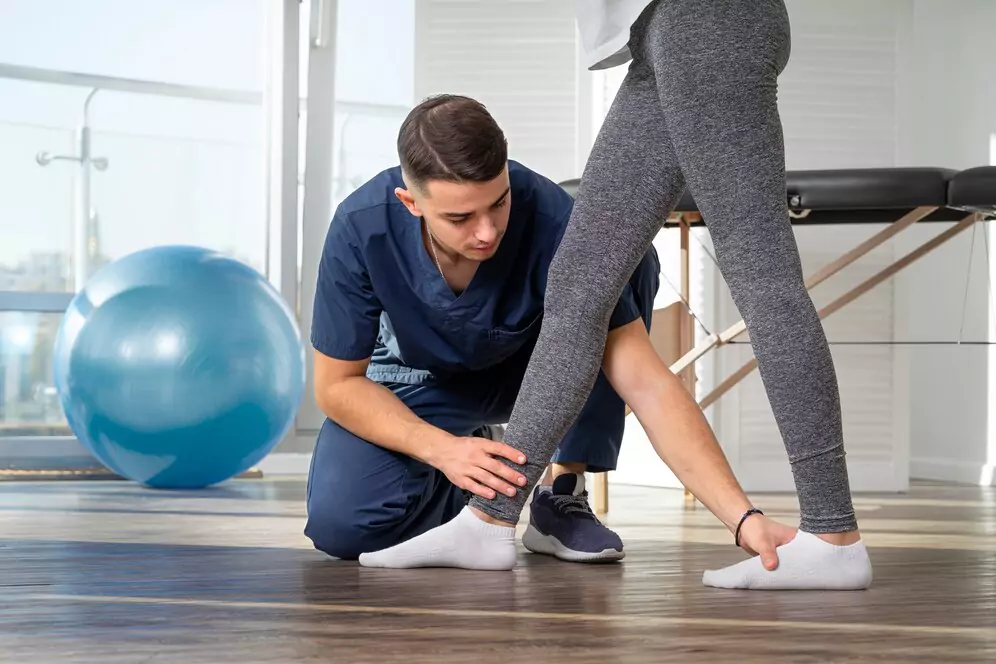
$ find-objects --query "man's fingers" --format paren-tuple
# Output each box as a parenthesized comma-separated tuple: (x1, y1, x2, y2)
(468, 468, 518, 498)
(480, 456, 527, 487)
(484, 441, 526, 465)
(459, 476, 497, 501)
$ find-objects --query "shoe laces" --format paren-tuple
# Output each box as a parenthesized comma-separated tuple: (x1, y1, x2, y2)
(550, 490, 599, 521)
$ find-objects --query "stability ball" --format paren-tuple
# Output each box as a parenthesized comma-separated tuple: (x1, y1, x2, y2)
(53, 245, 306, 489)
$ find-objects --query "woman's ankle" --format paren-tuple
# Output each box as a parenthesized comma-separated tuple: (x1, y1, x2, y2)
(469, 505, 516, 528)
(814, 529, 861, 546)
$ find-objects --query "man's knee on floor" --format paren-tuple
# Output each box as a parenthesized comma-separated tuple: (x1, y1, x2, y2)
(305, 498, 402, 560)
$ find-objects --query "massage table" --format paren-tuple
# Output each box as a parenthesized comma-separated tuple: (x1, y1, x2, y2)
(559, 166, 996, 512)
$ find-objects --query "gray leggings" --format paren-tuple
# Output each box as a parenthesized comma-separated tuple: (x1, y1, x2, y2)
(469, 0, 859, 534)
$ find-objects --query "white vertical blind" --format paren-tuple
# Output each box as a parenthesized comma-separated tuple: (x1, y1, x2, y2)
(413, 0, 579, 183)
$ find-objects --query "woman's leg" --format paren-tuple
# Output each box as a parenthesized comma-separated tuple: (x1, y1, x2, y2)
(644, 0, 859, 537)
(468, 49, 689, 523)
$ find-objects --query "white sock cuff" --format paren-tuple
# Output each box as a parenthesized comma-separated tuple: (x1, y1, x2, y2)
(458, 506, 516, 540)
(798, 530, 866, 550)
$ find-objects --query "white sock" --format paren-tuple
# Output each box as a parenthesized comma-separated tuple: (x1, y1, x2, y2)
(358, 506, 517, 570)
(702, 530, 873, 590)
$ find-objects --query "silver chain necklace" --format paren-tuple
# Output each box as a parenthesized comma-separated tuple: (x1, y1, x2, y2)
(425, 222, 448, 285)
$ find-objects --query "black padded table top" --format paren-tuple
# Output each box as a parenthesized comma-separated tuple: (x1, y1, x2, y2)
(948, 166, 996, 210)
(558, 166, 994, 227)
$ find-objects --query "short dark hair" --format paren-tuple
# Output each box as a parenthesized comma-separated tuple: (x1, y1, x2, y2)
(397, 94, 508, 192)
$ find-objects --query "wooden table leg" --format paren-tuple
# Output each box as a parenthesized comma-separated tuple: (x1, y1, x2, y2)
(678, 219, 697, 501)
(592, 472, 609, 514)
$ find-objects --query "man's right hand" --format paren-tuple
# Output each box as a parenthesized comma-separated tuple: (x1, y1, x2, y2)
(426, 435, 529, 500)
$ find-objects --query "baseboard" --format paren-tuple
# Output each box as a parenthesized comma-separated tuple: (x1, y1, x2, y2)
(910, 457, 995, 486)
(258, 452, 313, 475)
(0, 436, 102, 471)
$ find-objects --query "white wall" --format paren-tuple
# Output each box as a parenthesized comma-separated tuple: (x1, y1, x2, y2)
(413, 0, 580, 184)
(895, 0, 996, 485)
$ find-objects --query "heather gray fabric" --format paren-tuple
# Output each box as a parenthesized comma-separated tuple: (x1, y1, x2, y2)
(469, 0, 859, 534)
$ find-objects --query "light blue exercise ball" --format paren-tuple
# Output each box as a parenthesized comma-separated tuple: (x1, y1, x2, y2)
(53, 245, 306, 489)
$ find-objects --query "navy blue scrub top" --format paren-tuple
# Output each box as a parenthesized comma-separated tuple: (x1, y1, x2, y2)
(310, 160, 642, 385)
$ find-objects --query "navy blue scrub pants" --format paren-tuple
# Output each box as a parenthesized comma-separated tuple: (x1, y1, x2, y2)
(305, 249, 659, 560)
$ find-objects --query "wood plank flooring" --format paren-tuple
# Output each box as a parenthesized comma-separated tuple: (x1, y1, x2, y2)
(1, 478, 993, 663)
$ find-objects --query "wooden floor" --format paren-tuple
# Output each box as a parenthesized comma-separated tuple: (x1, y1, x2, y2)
(1, 477, 993, 663)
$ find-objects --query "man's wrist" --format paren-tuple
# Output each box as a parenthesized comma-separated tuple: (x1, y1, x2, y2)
(717, 493, 757, 532)
(407, 423, 453, 467)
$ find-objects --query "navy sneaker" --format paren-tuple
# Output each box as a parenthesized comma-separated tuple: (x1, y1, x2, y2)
(522, 473, 624, 562)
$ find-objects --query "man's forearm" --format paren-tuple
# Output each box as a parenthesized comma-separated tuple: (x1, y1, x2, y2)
(602, 320, 753, 532)
(318, 377, 449, 464)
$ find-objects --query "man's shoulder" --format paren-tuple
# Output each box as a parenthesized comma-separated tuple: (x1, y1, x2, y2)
(508, 160, 574, 218)
(509, 161, 574, 254)
(327, 166, 410, 247)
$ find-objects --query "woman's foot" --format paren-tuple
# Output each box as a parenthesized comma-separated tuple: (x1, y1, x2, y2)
(702, 520, 872, 590)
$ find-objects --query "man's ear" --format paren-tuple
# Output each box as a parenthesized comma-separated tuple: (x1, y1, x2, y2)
(394, 186, 422, 218)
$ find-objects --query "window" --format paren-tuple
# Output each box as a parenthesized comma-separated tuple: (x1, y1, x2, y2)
(0, 1, 305, 463)
(330, 0, 414, 209)
(0, 1, 269, 292)
(0, 79, 78, 292)
(0, 312, 69, 438)
(87, 92, 266, 275)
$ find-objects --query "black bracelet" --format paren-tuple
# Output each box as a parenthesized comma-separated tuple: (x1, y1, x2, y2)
(734, 507, 764, 548)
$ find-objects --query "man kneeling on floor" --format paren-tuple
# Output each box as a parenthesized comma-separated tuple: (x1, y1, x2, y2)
(304, 93, 660, 563)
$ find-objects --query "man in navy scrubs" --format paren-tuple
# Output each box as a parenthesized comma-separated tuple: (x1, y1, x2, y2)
(305, 94, 659, 563)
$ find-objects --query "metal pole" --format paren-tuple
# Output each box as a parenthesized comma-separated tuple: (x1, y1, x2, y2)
(36, 87, 107, 292)
(73, 125, 90, 290)
(74, 89, 103, 290)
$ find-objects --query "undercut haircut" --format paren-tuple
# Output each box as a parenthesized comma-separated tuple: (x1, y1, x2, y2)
(397, 94, 508, 193)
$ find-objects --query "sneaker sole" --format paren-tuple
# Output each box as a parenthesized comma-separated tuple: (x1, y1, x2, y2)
(522, 524, 625, 563)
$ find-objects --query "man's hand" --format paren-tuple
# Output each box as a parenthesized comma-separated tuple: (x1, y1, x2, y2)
(736, 514, 798, 570)
(427, 435, 528, 500)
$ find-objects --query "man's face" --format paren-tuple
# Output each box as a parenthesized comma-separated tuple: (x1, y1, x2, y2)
(396, 167, 511, 262)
